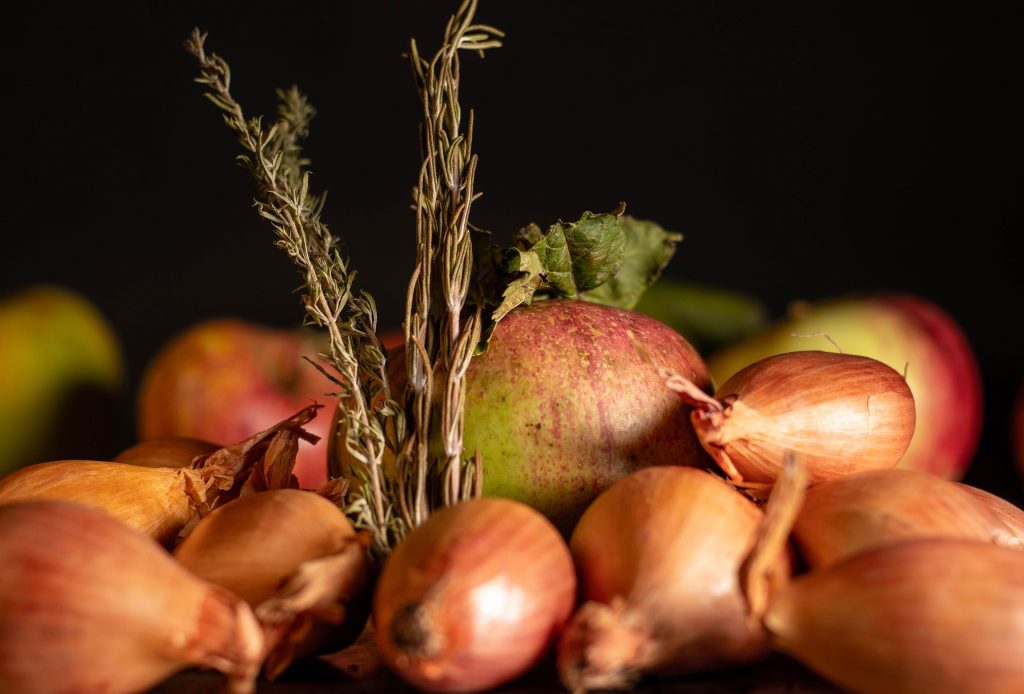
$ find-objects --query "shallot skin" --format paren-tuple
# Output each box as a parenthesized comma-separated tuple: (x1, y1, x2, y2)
(0, 500, 263, 694)
(560, 466, 786, 690)
(174, 488, 360, 605)
(173, 488, 371, 676)
(115, 437, 220, 468)
(956, 483, 1024, 540)
(766, 539, 1024, 694)
(693, 351, 915, 486)
(794, 468, 1024, 567)
(374, 497, 576, 693)
(0, 460, 195, 544)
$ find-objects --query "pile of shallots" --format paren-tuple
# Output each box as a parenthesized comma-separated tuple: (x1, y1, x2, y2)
(0, 405, 371, 694)
(369, 350, 1024, 694)
(2, 349, 1024, 694)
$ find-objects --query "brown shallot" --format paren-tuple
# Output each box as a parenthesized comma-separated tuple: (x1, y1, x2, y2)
(0, 500, 263, 694)
(173, 487, 371, 678)
(956, 482, 1024, 539)
(794, 468, 1024, 567)
(763, 539, 1024, 694)
(558, 466, 789, 692)
(743, 459, 1024, 693)
(669, 350, 915, 490)
(115, 436, 220, 468)
(374, 497, 576, 692)
(0, 405, 316, 545)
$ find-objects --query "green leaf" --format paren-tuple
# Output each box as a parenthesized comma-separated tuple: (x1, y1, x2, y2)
(580, 216, 683, 309)
(493, 250, 545, 323)
(490, 204, 627, 322)
(475, 205, 683, 353)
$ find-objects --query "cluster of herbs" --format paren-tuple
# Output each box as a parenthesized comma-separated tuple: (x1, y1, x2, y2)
(185, 0, 679, 557)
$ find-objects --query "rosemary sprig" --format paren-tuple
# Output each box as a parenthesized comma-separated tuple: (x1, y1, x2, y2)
(401, 0, 503, 525)
(185, 30, 403, 555)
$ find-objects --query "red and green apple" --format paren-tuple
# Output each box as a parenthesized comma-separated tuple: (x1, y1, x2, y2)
(335, 299, 713, 533)
(137, 319, 337, 489)
(708, 294, 982, 480)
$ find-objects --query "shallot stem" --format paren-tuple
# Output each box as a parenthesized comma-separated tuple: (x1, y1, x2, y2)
(740, 454, 807, 625)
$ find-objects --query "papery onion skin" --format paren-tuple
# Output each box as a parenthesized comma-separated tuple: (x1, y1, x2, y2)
(115, 437, 220, 468)
(0, 460, 197, 544)
(559, 466, 787, 691)
(707, 294, 982, 480)
(173, 488, 371, 673)
(174, 488, 360, 605)
(0, 500, 263, 694)
(692, 351, 915, 486)
(0, 407, 314, 547)
(765, 539, 1024, 694)
(374, 497, 576, 693)
(956, 483, 1024, 539)
(794, 469, 1024, 568)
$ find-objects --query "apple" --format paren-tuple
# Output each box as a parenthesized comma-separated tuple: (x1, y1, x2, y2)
(633, 279, 768, 355)
(137, 319, 337, 489)
(0, 285, 123, 476)
(335, 299, 713, 533)
(1014, 381, 1024, 479)
(707, 294, 982, 480)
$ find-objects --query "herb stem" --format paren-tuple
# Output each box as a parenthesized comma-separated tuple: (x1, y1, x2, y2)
(185, 29, 396, 554)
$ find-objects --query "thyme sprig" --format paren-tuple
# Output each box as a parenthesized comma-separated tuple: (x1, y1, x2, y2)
(401, 0, 503, 525)
(185, 30, 403, 555)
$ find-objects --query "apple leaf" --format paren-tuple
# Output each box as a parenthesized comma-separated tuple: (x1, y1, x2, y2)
(490, 204, 627, 324)
(579, 216, 683, 309)
(476, 205, 683, 352)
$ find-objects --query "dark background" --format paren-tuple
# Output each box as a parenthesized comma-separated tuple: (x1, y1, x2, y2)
(2, 2, 1021, 499)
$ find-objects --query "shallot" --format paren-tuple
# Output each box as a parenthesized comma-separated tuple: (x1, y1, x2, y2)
(793, 468, 1024, 567)
(0, 500, 263, 694)
(558, 466, 788, 692)
(173, 487, 370, 678)
(374, 497, 576, 692)
(764, 539, 1024, 694)
(670, 350, 915, 489)
(0, 405, 315, 545)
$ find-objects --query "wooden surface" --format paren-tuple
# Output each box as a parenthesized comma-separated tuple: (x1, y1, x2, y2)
(151, 659, 841, 693)
(151, 641, 842, 693)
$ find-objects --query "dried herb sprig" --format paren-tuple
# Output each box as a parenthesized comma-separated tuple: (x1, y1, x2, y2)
(401, 0, 503, 526)
(185, 0, 501, 554)
(185, 30, 403, 555)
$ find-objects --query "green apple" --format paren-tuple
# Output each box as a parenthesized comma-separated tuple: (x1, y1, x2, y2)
(708, 294, 982, 480)
(0, 285, 123, 475)
(633, 279, 768, 354)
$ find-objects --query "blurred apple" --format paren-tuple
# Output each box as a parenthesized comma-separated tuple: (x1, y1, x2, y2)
(708, 294, 982, 480)
(1014, 381, 1024, 479)
(0, 285, 123, 475)
(137, 319, 336, 489)
(633, 279, 768, 354)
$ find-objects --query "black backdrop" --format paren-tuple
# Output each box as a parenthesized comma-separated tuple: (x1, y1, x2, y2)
(2, 2, 1021, 499)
